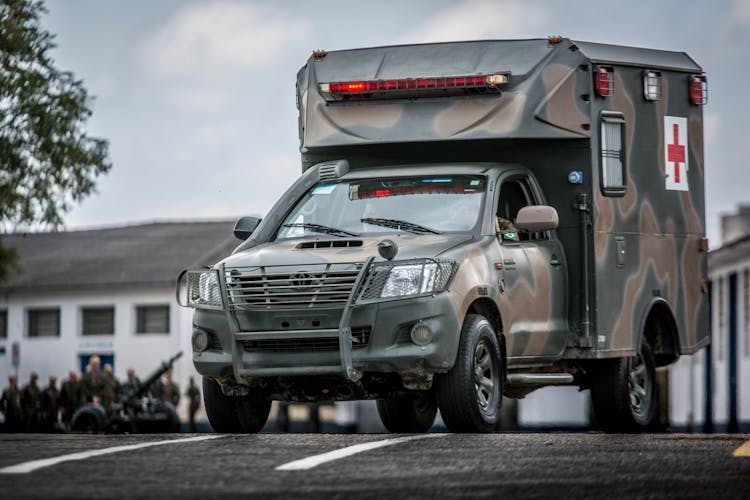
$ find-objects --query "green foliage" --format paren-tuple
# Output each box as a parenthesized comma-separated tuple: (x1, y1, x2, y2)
(0, 0, 111, 281)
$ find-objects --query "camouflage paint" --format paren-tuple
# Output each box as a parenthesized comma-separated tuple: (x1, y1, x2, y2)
(296, 38, 707, 362)
(186, 38, 708, 395)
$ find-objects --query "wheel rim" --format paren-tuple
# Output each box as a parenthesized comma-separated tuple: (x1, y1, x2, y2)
(473, 339, 496, 413)
(627, 351, 651, 418)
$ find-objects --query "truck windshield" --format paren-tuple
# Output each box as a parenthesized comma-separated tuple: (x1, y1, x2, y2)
(276, 175, 486, 239)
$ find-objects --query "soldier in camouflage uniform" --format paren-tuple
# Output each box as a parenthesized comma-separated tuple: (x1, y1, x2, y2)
(58, 371, 80, 431)
(81, 356, 108, 406)
(102, 363, 121, 408)
(161, 369, 180, 407)
(21, 372, 41, 432)
(1, 375, 23, 433)
(40, 375, 59, 432)
(122, 368, 140, 396)
(185, 377, 200, 432)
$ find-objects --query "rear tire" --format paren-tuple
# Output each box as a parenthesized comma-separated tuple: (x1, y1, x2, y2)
(590, 340, 656, 433)
(203, 378, 270, 433)
(437, 314, 503, 433)
(376, 391, 437, 433)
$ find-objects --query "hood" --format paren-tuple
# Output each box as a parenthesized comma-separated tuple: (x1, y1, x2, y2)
(220, 234, 473, 268)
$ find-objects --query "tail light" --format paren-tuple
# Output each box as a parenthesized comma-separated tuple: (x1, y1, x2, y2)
(689, 75, 707, 105)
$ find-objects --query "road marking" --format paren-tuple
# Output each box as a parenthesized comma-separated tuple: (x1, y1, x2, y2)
(276, 434, 447, 471)
(0, 435, 225, 474)
(732, 439, 750, 457)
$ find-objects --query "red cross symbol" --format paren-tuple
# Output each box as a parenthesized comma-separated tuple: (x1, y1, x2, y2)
(667, 123, 685, 183)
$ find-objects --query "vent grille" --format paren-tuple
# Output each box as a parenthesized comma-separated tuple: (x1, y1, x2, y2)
(318, 164, 338, 180)
(243, 327, 371, 353)
(225, 263, 363, 310)
(297, 240, 363, 249)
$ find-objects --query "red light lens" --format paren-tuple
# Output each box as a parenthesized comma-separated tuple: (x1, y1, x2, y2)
(320, 73, 507, 97)
(594, 67, 613, 97)
(689, 76, 706, 105)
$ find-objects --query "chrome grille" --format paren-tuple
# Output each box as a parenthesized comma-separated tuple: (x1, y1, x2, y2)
(225, 263, 363, 310)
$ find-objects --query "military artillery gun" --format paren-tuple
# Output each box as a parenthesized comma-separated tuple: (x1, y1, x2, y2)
(72, 352, 183, 433)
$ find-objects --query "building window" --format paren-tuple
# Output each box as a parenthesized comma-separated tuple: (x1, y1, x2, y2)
(28, 308, 60, 337)
(81, 307, 114, 336)
(0, 310, 7, 339)
(136, 305, 170, 334)
(600, 112, 626, 196)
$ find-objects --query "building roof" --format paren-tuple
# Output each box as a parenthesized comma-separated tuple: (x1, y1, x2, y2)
(708, 234, 750, 272)
(1, 220, 239, 292)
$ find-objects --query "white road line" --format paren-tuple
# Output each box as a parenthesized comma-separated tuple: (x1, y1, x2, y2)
(276, 434, 447, 471)
(0, 435, 226, 474)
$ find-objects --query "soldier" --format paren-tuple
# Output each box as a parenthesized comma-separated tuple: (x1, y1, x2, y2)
(81, 356, 107, 406)
(40, 375, 59, 432)
(1, 375, 23, 432)
(102, 363, 121, 408)
(161, 369, 180, 407)
(122, 368, 140, 396)
(185, 377, 201, 433)
(21, 372, 41, 432)
(58, 371, 80, 431)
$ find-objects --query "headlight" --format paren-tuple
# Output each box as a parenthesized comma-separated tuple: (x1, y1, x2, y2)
(382, 263, 439, 297)
(358, 259, 456, 302)
(182, 269, 224, 310)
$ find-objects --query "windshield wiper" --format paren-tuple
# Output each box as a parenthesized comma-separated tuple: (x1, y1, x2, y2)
(360, 218, 441, 234)
(282, 223, 359, 238)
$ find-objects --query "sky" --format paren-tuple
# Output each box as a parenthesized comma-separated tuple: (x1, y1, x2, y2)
(41, 0, 750, 248)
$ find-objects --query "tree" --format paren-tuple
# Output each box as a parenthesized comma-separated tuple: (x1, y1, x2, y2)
(0, 0, 111, 281)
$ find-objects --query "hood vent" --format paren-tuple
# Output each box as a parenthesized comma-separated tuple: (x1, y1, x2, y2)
(297, 240, 363, 249)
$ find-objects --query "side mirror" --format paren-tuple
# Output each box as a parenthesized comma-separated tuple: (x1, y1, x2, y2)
(515, 205, 558, 232)
(233, 216, 262, 240)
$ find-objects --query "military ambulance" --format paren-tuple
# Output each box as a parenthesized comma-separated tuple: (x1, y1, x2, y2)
(178, 37, 709, 433)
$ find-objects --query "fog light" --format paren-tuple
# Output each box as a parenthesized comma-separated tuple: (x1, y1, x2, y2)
(192, 329, 209, 352)
(410, 321, 433, 346)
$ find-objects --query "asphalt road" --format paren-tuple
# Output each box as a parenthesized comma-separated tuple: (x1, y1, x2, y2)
(1, 432, 748, 499)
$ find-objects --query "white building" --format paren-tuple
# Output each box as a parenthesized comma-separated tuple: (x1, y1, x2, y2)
(0, 220, 237, 421)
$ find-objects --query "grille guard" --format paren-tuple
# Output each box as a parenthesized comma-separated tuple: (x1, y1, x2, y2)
(220, 257, 374, 383)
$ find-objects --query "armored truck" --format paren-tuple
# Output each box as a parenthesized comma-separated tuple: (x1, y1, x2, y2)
(178, 38, 709, 433)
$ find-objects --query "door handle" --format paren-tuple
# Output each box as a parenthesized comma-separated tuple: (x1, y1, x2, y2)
(550, 256, 561, 267)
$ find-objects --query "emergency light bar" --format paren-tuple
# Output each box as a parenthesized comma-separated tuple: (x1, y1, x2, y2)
(319, 73, 509, 99)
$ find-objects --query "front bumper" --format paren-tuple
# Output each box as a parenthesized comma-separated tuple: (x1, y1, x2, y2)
(192, 291, 461, 384)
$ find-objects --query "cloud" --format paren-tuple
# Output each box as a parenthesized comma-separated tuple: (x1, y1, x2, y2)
(703, 112, 721, 150)
(138, 2, 310, 79)
(395, 0, 551, 44)
(135, 1, 311, 112)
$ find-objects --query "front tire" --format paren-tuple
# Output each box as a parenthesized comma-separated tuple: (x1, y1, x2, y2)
(377, 391, 437, 433)
(590, 340, 656, 433)
(437, 314, 503, 433)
